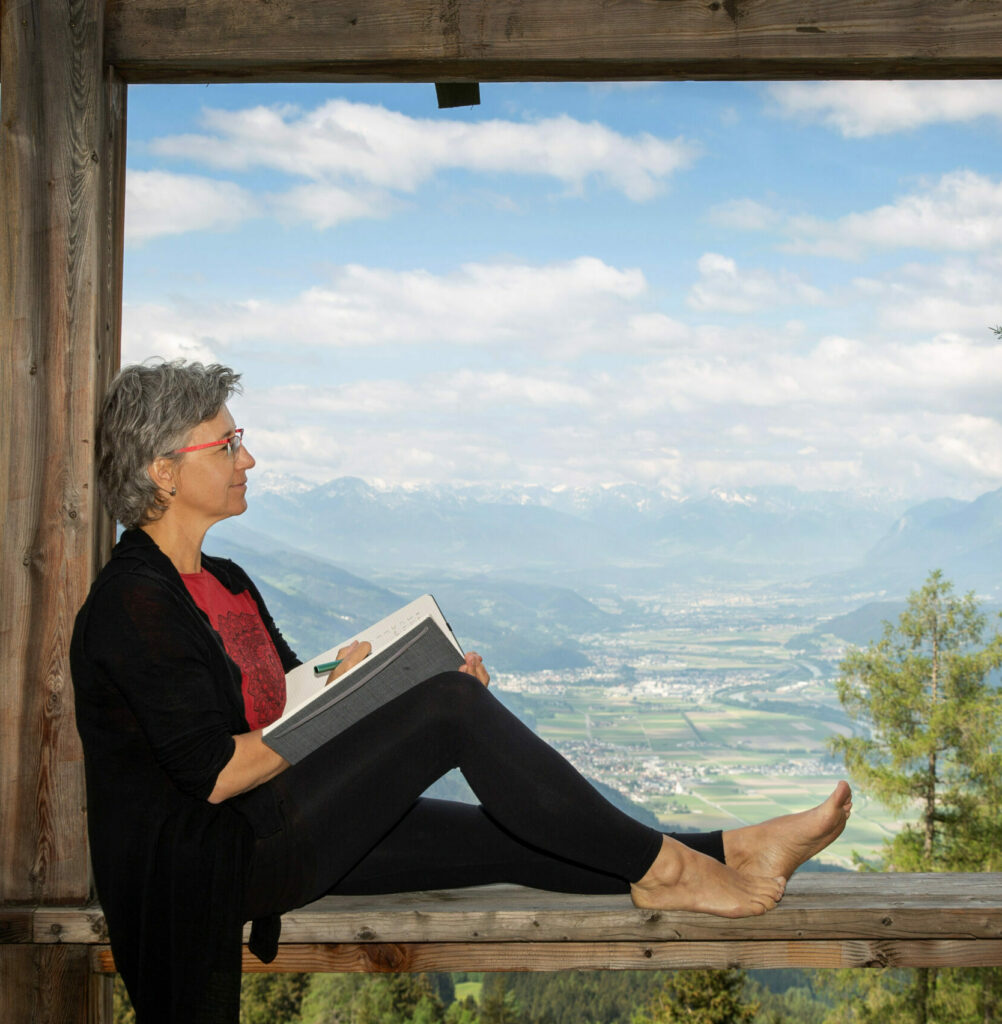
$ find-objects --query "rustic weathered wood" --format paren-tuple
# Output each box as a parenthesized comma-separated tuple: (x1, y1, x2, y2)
(11, 875, 1002, 975)
(105, 0, 1002, 84)
(1, 0, 125, 1018)
(260, 875, 1002, 944)
(4, 0, 1002, 1019)
(0, 0, 125, 910)
(0, 946, 102, 1023)
(19, 876, 1002, 947)
(87, 938, 1002, 974)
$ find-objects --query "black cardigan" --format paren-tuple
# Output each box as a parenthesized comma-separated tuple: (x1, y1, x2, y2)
(70, 529, 300, 1023)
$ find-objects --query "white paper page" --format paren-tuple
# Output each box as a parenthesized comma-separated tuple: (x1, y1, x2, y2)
(273, 594, 463, 731)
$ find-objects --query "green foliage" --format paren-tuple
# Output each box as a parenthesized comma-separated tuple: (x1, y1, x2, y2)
(478, 975, 528, 1024)
(445, 995, 482, 1024)
(241, 973, 310, 1024)
(831, 570, 1002, 872)
(745, 978, 826, 1024)
(814, 967, 1002, 1024)
(830, 571, 1002, 1024)
(493, 970, 671, 1024)
(113, 976, 136, 1024)
(634, 970, 757, 1024)
(298, 972, 445, 1024)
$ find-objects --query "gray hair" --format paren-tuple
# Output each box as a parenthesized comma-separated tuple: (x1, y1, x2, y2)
(97, 359, 243, 529)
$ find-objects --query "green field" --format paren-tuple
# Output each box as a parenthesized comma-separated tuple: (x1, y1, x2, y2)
(506, 623, 905, 869)
(454, 981, 483, 1003)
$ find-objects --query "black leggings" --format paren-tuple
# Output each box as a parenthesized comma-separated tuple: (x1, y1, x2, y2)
(243, 671, 724, 920)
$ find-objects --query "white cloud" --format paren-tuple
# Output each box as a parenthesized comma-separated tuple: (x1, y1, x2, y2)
(122, 255, 1002, 498)
(709, 198, 781, 231)
(268, 183, 391, 229)
(723, 172, 1002, 258)
(791, 171, 1002, 257)
(122, 257, 648, 358)
(125, 170, 257, 243)
(152, 100, 698, 202)
(687, 253, 824, 313)
(855, 256, 1002, 335)
(768, 81, 1002, 137)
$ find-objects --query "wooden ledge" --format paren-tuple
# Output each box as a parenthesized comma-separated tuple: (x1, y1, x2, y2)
(5, 874, 1002, 973)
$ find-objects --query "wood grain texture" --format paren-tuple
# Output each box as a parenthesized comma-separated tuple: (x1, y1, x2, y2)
(1, 945, 100, 1022)
(22, 874, 1002, 977)
(105, 0, 1002, 83)
(0, 0, 125, 909)
(88, 939, 1002, 974)
(258, 875, 1002, 944)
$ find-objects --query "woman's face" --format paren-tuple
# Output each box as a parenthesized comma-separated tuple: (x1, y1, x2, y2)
(169, 405, 255, 529)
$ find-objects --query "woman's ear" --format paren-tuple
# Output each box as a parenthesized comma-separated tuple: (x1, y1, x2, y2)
(148, 456, 177, 499)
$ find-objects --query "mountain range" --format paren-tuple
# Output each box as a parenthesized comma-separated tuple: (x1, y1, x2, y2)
(228, 477, 1001, 601)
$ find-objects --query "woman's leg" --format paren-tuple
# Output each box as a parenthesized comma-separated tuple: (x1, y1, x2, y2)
(326, 797, 725, 897)
(244, 671, 805, 921)
(246, 671, 666, 916)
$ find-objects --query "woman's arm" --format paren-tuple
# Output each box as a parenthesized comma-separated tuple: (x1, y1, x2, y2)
(209, 639, 374, 802)
(208, 731, 289, 803)
(206, 644, 488, 804)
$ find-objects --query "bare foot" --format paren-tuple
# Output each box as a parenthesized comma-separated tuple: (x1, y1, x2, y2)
(631, 835, 785, 918)
(723, 781, 853, 879)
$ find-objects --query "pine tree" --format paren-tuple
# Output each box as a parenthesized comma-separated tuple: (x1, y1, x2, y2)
(479, 975, 526, 1024)
(240, 973, 310, 1024)
(831, 570, 1002, 873)
(636, 970, 757, 1024)
(829, 571, 1002, 1024)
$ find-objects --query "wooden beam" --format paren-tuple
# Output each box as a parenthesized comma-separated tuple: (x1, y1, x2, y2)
(88, 939, 1002, 973)
(0, 0, 126, 920)
(11, 874, 1002, 974)
(105, 0, 1002, 84)
(21, 875, 1002, 947)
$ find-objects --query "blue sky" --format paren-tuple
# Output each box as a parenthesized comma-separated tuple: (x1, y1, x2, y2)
(122, 81, 1002, 500)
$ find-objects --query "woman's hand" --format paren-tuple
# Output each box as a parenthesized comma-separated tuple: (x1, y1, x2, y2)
(458, 651, 490, 688)
(325, 639, 372, 684)
(208, 730, 289, 803)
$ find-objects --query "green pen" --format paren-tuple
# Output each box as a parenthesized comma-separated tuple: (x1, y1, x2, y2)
(313, 658, 343, 676)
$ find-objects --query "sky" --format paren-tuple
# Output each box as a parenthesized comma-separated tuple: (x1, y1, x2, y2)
(122, 80, 1002, 501)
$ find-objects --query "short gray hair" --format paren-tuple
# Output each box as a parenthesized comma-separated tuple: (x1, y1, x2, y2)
(97, 359, 243, 529)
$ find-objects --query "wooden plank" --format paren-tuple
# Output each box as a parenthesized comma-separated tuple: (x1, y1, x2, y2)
(264, 876, 1002, 943)
(32, 905, 109, 945)
(1, 945, 100, 1022)
(88, 938, 1002, 974)
(24, 874, 1002, 945)
(0, 910, 34, 944)
(0, 0, 125, 911)
(105, 0, 1002, 84)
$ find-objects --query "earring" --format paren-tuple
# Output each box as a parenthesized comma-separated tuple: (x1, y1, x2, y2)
(169, 486, 177, 496)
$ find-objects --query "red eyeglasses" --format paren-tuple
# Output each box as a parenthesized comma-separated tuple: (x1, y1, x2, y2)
(171, 428, 244, 458)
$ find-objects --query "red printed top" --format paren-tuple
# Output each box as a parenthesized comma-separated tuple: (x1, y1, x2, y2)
(181, 568, 287, 730)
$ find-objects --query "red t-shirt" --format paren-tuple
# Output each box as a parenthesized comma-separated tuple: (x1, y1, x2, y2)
(181, 568, 287, 730)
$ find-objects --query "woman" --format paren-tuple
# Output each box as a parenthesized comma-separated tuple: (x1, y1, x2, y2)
(71, 360, 852, 1024)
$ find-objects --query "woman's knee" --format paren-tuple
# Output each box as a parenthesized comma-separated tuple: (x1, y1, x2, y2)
(416, 670, 487, 721)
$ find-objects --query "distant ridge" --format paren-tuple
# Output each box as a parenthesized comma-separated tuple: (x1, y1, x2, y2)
(819, 485, 1002, 602)
(239, 477, 908, 584)
(209, 523, 608, 671)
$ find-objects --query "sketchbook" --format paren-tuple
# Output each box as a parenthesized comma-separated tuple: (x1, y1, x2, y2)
(262, 594, 464, 764)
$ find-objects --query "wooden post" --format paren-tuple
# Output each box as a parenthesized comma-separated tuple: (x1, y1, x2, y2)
(1, 0, 126, 1018)
(0, 947, 112, 1023)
